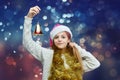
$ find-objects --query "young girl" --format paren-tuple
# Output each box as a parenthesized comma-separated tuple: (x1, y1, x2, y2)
(23, 6, 100, 80)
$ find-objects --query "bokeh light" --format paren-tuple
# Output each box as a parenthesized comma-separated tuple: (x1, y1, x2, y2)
(0, 0, 120, 80)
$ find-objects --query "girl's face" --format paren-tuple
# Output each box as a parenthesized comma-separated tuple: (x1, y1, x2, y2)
(53, 31, 70, 49)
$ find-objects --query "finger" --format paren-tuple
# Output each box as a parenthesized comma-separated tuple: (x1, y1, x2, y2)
(33, 6, 41, 14)
(32, 9, 39, 14)
(68, 42, 73, 47)
(69, 42, 76, 47)
(35, 6, 41, 11)
(31, 7, 39, 14)
(31, 11, 38, 16)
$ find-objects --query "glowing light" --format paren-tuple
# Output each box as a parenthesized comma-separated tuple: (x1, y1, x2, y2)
(66, 19, 70, 23)
(66, 13, 72, 18)
(33, 22, 43, 35)
(42, 15, 47, 20)
(0, 22, 3, 26)
(34, 74, 38, 78)
(90, 41, 96, 47)
(96, 34, 102, 41)
(13, 11, 17, 15)
(59, 19, 65, 23)
(1, 29, 4, 32)
(20, 68, 23, 71)
(4, 32, 11, 41)
(62, 0, 67, 2)
(45, 27, 49, 32)
(96, 42, 102, 49)
(4, 5, 7, 9)
(4, 37, 8, 41)
(76, 23, 86, 32)
(6, 22, 10, 26)
(40, 72, 42, 75)
(13, 50, 16, 53)
(54, 19, 59, 23)
(20, 25, 23, 30)
(51, 8, 55, 13)
(79, 38, 86, 44)
(5, 56, 16, 66)
(4, 32, 10, 37)
(62, 14, 67, 18)
(98, 54, 104, 61)
(9, 32, 11, 36)
(33, 66, 42, 77)
(62, 13, 73, 18)
(46, 6, 52, 10)
(79, 23, 85, 28)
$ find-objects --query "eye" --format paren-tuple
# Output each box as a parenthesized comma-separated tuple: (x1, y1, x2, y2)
(54, 36, 59, 39)
(61, 35, 66, 38)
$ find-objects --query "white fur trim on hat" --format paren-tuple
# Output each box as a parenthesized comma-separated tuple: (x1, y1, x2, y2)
(50, 25, 73, 40)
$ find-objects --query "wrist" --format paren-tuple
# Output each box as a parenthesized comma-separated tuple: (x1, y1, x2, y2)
(24, 16, 33, 24)
(26, 13, 34, 18)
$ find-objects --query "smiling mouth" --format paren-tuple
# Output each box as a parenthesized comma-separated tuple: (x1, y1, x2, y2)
(58, 43, 62, 44)
(57, 43, 63, 45)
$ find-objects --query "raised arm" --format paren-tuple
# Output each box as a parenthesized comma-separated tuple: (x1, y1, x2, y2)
(23, 6, 48, 63)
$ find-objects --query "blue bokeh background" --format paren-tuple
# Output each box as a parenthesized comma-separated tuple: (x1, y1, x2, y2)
(0, 0, 120, 80)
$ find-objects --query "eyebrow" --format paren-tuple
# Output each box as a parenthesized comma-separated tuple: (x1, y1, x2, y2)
(56, 34, 67, 37)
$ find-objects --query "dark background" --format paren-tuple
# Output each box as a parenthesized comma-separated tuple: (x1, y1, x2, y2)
(0, 0, 120, 80)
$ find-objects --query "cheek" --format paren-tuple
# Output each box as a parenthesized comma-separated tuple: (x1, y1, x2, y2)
(67, 39, 70, 43)
(64, 40, 69, 45)
(65, 43, 68, 47)
(54, 39, 57, 42)
(53, 40, 57, 45)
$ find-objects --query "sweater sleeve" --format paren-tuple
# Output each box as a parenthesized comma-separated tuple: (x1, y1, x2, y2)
(75, 44, 100, 72)
(23, 16, 52, 63)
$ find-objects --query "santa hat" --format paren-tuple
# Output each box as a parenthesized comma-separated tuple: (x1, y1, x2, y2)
(50, 24, 73, 46)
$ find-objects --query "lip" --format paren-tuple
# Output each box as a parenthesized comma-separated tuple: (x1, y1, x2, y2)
(57, 43, 63, 44)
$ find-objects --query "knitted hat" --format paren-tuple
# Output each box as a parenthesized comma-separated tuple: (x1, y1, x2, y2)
(50, 24, 73, 46)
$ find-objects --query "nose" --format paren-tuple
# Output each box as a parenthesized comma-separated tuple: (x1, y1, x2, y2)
(58, 37, 62, 42)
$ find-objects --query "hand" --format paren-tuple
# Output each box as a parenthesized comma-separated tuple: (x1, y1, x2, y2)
(68, 42, 77, 48)
(27, 6, 41, 18)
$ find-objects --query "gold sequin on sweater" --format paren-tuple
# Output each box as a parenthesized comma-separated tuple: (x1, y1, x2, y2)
(48, 52, 83, 80)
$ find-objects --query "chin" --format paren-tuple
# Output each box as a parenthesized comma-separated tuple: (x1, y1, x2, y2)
(56, 46, 66, 50)
(57, 47, 64, 49)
